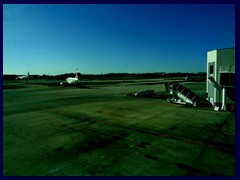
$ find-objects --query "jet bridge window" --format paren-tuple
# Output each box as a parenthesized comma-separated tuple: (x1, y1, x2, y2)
(210, 65, 214, 74)
(220, 73, 235, 87)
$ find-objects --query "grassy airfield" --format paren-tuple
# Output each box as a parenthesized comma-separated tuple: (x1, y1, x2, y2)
(3, 78, 235, 176)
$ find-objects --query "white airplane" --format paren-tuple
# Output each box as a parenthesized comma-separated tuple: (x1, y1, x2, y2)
(16, 72, 30, 80)
(60, 68, 80, 86)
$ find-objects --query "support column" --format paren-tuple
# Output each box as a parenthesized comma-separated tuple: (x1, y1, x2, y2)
(221, 87, 226, 111)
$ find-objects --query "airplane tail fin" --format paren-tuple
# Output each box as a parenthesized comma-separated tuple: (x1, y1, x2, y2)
(75, 68, 78, 79)
(27, 71, 30, 77)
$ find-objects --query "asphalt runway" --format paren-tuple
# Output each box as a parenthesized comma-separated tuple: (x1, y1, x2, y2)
(3, 80, 235, 176)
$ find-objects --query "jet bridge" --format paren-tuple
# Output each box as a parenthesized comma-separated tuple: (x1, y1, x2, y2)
(165, 83, 199, 106)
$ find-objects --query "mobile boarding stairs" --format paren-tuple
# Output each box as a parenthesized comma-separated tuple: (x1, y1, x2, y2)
(164, 82, 199, 106)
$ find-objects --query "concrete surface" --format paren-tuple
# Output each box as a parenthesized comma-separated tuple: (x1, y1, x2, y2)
(3, 80, 235, 176)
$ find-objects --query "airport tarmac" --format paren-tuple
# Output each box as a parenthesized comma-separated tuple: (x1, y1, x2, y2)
(3, 80, 235, 176)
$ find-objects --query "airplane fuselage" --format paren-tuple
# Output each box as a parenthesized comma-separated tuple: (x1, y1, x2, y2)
(60, 68, 79, 86)
(16, 75, 28, 80)
(16, 72, 30, 80)
(66, 77, 79, 84)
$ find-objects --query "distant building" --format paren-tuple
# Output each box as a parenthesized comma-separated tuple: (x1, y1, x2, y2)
(206, 48, 235, 110)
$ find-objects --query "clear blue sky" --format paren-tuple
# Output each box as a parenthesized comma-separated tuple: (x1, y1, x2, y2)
(3, 4, 235, 75)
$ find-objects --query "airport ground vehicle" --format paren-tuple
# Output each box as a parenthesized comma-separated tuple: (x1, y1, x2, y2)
(134, 90, 154, 97)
